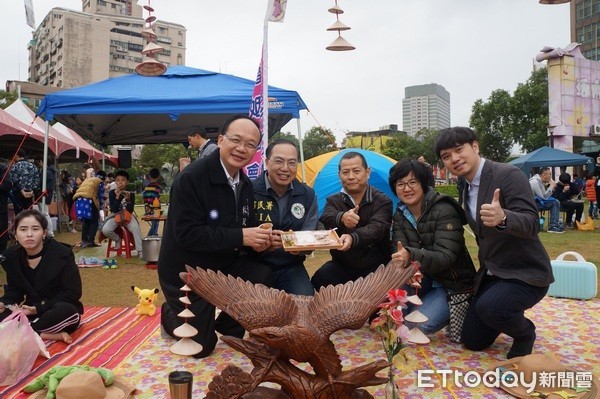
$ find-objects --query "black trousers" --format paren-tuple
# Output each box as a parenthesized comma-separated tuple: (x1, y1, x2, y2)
(159, 256, 274, 358)
(461, 274, 548, 352)
(81, 204, 99, 244)
(0, 302, 81, 334)
(311, 260, 378, 290)
(561, 200, 584, 224)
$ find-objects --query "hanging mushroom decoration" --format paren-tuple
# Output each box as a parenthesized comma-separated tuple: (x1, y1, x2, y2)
(135, 0, 167, 76)
(326, 0, 355, 51)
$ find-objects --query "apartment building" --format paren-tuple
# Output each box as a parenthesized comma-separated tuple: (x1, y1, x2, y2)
(28, 0, 186, 89)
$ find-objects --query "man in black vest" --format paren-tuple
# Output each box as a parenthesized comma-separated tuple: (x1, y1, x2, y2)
(253, 139, 318, 295)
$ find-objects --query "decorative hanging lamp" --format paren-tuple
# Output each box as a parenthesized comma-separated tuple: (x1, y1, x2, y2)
(326, 0, 355, 51)
(136, 0, 166, 76)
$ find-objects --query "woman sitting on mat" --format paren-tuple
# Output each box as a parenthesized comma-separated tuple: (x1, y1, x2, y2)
(0, 209, 84, 343)
(389, 158, 476, 336)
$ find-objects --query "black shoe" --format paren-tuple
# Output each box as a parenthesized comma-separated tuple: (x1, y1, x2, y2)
(507, 331, 536, 359)
(88, 242, 101, 247)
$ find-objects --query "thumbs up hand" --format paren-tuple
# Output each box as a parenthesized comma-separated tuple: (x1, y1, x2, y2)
(341, 205, 360, 229)
(480, 188, 506, 227)
(391, 241, 411, 268)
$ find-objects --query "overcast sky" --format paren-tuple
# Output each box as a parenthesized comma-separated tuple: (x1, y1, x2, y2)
(2, 1, 571, 143)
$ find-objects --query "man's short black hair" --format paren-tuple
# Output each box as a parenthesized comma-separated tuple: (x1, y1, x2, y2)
(107, 172, 115, 179)
(187, 126, 208, 139)
(434, 127, 478, 159)
(149, 168, 160, 179)
(538, 167, 551, 175)
(265, 139, 299, 159)
(96, 170, 107, 180)
(338, 151, 368, 171)
(115, 169, 129, 180)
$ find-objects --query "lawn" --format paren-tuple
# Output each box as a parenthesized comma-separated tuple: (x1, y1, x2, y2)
(1, 216, 599, 307)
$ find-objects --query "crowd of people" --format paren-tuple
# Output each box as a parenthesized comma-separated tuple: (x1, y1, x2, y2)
(1, 119, 598, 361)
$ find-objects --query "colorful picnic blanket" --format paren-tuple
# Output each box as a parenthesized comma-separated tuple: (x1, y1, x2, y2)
(0, 307, 159, 399)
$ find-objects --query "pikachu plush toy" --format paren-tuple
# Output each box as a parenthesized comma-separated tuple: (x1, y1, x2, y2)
(131, 286, 159, 316)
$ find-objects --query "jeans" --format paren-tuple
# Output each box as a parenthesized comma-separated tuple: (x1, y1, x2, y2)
(404, 274, 449, 335)
(272, 264, 315, 296)
(148, 220, 159, 236)
(539, 198, 561, 229)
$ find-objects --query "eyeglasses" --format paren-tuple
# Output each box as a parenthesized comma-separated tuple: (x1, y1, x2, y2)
(395, 179, 420, 190)
(223, 134, 259, 151)
(270, 158, 298, 168)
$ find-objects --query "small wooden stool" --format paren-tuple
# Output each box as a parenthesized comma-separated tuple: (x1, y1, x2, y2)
(106, 226, 136, 258)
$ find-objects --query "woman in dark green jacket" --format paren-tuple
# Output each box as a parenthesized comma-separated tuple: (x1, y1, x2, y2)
(389, 159, 475, 335)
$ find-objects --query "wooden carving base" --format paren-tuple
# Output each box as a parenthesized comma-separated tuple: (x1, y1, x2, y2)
(204, 337, 387, 399)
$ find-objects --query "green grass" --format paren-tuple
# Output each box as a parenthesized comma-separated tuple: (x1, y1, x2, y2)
(1, 219, 599, 308)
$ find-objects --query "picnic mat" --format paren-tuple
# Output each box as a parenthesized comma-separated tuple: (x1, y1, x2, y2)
(1, 307, 160, 399)
(121, 295, 599, 398)
(2, 297, 599, 398)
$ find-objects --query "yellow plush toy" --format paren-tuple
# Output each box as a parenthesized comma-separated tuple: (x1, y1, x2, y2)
(131, 286, 159, 316)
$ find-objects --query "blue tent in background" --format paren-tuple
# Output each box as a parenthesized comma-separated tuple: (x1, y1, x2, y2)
(37, 66, 308, 146)
(509, 146, 594, 175)
(299, 149, 398, 215)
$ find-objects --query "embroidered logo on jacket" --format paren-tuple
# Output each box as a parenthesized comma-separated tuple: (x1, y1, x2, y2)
(291, 203, 305, 219)
(209, 209, 219, 220)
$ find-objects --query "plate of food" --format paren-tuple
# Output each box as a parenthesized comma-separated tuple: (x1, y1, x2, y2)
(281, 229, 343, 251)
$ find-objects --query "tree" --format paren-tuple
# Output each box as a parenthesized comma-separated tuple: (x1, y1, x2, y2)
(138, 143, 187, 172)
(469, 89, 514, 162)
(0, 90, 18, 109)
(381, 132, 421, 161)
(414, 128, 441, 167)
(510, 67, 549, 152)
(468, 67, 550, 158)
(269, 131, 299, 148)
(302, 127, 337, 160)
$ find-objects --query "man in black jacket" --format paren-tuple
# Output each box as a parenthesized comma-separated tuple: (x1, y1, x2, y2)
(311, 151, 393, 290)
(158, 115, 274, 358)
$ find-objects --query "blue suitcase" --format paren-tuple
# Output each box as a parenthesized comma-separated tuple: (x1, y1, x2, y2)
(548, 252, 597, 300)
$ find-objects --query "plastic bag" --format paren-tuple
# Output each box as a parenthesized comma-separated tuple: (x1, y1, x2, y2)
(576, 217, 595, 231)
(0, 311, 40, 386)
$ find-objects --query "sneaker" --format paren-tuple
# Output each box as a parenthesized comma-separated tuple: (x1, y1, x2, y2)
(548, 227, 565, 234)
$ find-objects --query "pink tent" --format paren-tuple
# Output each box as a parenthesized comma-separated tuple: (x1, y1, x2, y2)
(0, 107, 59, 159)
(4, 99, 117, 165)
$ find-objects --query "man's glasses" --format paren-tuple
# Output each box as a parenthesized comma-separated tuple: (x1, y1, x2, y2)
(223, 134, 258, 151)
(395, 179, 420, 190)
(270, 158, 298, 168)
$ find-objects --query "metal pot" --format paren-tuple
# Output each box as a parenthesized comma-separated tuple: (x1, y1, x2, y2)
(141, 236, 162, 262)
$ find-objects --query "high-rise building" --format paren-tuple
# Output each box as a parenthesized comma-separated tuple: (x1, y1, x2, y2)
(571, 1, 600, 61)
(402, 83, 450, 137)
(28, 0, 186, 89)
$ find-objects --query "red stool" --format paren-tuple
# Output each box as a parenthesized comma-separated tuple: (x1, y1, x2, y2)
(106, 226, 135, 258)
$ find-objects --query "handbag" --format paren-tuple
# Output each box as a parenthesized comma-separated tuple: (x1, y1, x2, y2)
(447, 288, 474, 343)
(114, 209, 132, 226)
(0, 311, 45, 386)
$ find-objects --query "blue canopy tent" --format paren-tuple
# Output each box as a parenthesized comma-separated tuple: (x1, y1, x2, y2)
(37, 66, 308, 146)
(509, 146, 594, 175)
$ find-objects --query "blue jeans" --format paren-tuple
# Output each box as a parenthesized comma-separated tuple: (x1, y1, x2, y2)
(404, 275, 449, 335)
(148, 220, 159, 236)
(539, 198, 561, 229)
(273, 264, 315, 296)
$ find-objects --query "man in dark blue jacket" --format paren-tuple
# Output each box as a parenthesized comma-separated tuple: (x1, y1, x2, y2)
(158, 115, 274, 358)
(253, 139, 318, 295)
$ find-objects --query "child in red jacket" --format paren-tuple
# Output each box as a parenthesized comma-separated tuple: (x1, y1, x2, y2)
(585, 172, 598, 219)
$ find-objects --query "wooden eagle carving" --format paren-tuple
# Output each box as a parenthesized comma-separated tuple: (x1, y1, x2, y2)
(181, 260, 416, 398)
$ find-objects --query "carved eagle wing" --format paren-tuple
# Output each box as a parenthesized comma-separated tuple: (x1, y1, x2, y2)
(308, 261, 416, 337)
(181, 265, 298, 331)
